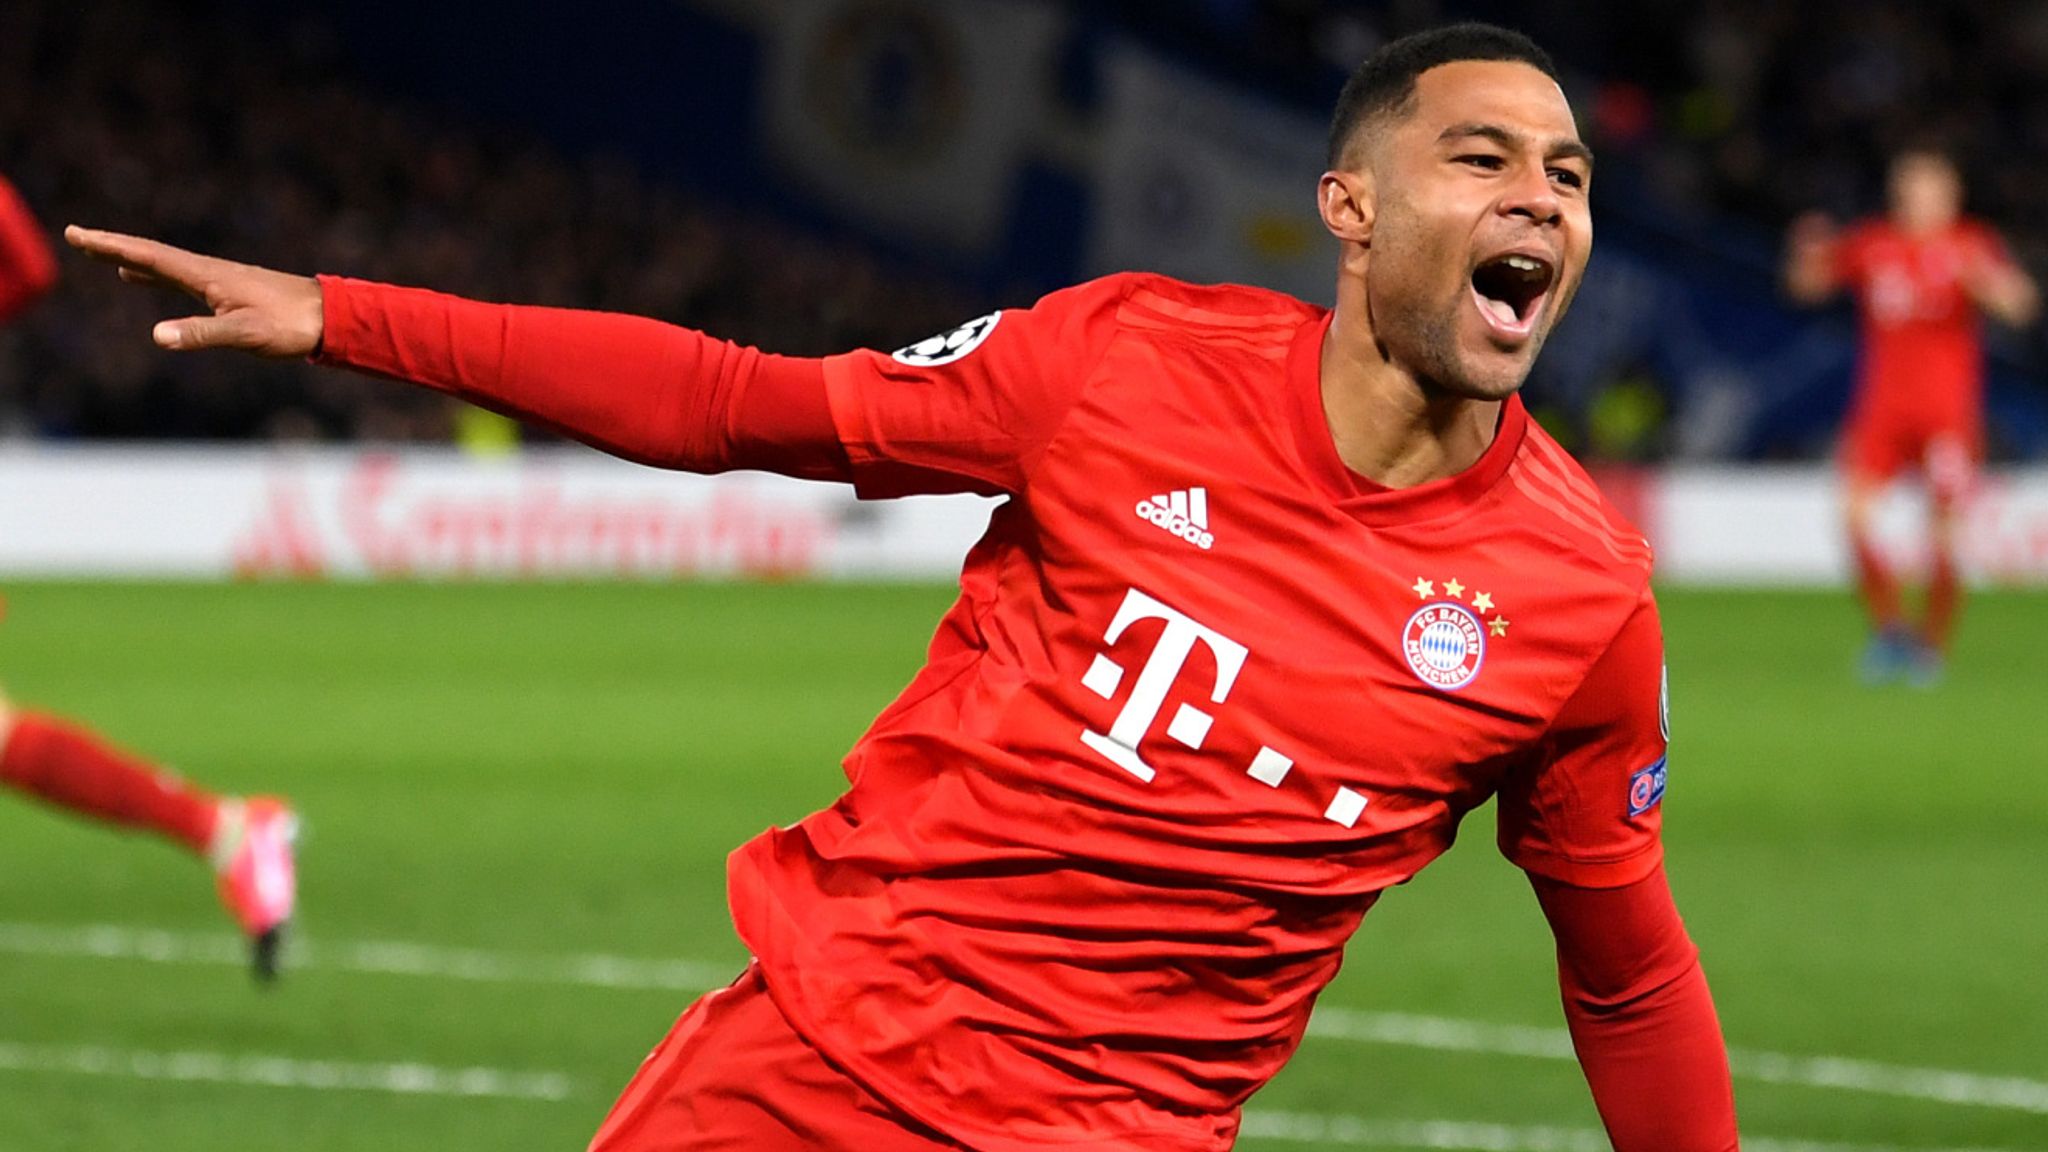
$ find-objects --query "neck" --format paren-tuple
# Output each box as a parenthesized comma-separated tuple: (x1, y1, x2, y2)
(1318, 279, 1503, 489)
(1897, 212, 1952, 237)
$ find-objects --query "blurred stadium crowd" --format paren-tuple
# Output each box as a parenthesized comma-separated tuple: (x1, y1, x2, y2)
(0, 0, 971, 441)
(1, 0, 2043, 450)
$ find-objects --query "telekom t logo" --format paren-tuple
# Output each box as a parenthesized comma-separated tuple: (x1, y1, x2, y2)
(1075, 587, 1371, 828)
(1079, 588, 1248, 782)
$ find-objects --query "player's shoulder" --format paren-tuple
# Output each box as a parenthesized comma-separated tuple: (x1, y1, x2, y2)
(1502, 417, 1655, 593)
(1121, 273, 1322, 332)
(1036, 273, 1321, 335)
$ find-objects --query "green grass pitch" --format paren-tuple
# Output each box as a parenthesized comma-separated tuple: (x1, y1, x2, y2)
(0, 581, 2042, 1149)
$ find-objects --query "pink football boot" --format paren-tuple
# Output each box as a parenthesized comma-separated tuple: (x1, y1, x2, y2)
(210, 796, 299, 982)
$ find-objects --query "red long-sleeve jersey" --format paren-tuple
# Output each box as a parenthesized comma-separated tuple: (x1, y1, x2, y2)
(316, 273, 1738, 1151)
(1832, 217, 2014, 427)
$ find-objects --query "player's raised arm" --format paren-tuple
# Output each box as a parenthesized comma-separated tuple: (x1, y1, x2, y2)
(68, 224, 1119, 492)
(68, 223, 841, 472)
(1781, 211, 1842, 306)
(1961, 233, 2040, 329)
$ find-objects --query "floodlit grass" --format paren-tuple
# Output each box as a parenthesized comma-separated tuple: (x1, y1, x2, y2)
(0, 582, 2042, 1149)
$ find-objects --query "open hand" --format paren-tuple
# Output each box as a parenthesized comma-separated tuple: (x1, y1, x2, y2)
(1786, 211, 1836, 256)
(65, 226, 324, 358)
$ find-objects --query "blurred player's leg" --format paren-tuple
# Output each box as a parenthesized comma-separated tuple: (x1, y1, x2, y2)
(1914, 431, 1978, 687)
(1842, 470, 1910, 683)
(589, 963, 963, 1152)
(0, 697, 217, 852)
(0, 692, 297, 978)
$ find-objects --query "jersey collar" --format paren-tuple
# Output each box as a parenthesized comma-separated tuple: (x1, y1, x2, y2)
(1284, 312, 1528, 527)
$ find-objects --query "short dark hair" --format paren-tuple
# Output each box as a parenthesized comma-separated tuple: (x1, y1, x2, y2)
(1326, 23, 1559, 169)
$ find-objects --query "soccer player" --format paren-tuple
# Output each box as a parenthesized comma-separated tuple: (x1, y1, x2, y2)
(0, 170, 299, 980)
(70, 24, 1738, 1150)
(1784, 148, 2039, 685)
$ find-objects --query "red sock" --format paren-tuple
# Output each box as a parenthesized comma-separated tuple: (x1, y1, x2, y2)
(1924, 548, 1963, 652)
(1849, 527, 1902, 630)
(0, 714, 219, 855)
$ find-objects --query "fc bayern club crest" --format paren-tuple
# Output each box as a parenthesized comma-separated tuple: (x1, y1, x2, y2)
(1403, 601, 1487, 691)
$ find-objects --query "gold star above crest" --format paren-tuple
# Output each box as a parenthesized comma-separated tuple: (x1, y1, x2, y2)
(1472, 591, 1495, 613)
(1489, 616, 1511, 637)
(1443, 578, 1466, 600)
(1411, 577, 1435, 599)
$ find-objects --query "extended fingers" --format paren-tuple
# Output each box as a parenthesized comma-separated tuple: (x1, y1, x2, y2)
(65, 225, 164, 266)
(67, 226, 322, 356)
(65, 226, 217, 289)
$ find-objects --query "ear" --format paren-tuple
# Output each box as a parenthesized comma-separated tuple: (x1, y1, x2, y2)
(1318, 169, 1375, 246)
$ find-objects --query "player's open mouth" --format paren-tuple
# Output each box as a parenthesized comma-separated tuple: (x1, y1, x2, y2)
(1469, 252, 1555, 341)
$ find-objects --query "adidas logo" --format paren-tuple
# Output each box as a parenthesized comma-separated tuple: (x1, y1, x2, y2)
(1134, 487, 1214, 550)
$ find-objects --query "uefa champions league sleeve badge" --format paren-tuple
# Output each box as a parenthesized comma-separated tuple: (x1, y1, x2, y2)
(1628, 755, 1669, 818)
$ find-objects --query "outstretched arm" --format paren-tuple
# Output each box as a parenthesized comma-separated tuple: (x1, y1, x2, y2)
(314, 276, 846, 478)
(67, 226, 1123, 494)
(0, 177, 58, 326)
(1534, 865, 1738, 1151)
(63, 226, 844, 477)
(1782, 212, 1842, 306)
(1962, 237, 2039, 329)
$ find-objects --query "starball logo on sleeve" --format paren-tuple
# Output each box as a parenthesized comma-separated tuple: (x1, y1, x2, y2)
(891, 312, 1002, 366)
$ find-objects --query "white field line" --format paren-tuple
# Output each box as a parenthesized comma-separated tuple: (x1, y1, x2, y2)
(0, 1039, 573, 1101)
(1236, 1111, 2036, 1152)
(6, 922, 2047, 1117)
(0, 1038, 2026, 1152)
(1307, 1009, 2048, 1116)
(0, 920, 732, 992)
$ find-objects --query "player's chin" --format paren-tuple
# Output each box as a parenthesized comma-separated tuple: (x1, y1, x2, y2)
(1446, 320, 1542, 398)
(1442, 360, 1532, 401)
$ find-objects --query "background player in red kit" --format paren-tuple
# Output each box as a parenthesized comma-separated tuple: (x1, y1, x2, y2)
(0, 171, 299, 979)
(69, 24, 1738, 1151)
(1785, 148, 2039, 685)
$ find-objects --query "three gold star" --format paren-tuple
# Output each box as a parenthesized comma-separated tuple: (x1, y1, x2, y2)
(1443, 578, 1465, 600)
(1489, 616, 1511, 637)
(1472, 591, 1494, 613)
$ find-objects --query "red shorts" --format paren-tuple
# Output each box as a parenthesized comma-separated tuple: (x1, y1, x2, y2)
(1842, 407, 1980, 503)
(587, 963, 962, 1152)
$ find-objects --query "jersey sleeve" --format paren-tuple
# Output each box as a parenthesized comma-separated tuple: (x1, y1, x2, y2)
(1497, 585, 1668, 888)
(1534, 866, 1738, 1149)
(819, 275, 1132, 498)
(315, 277, 847, 480)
